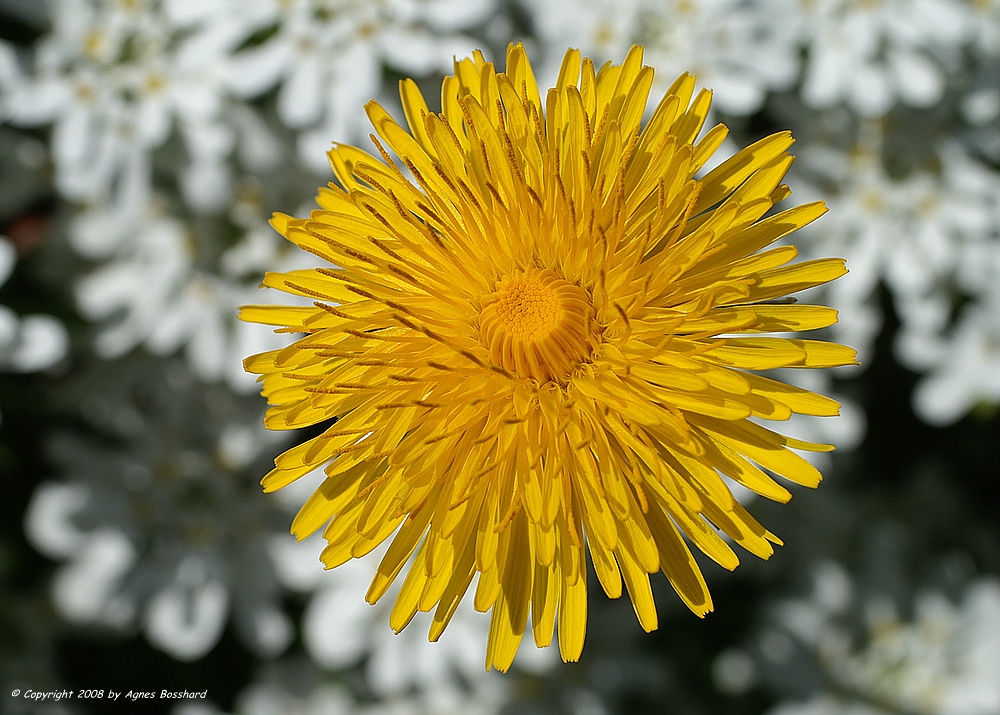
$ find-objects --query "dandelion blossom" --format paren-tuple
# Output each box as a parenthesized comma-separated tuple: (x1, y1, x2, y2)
(241, 44, 857, 671)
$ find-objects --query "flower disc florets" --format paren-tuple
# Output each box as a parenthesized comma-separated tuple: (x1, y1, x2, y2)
(241, 44, 857, 673)
(480, 268, 599, 384)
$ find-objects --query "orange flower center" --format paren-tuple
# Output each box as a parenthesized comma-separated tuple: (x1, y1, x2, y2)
(480, 268, 599, 383)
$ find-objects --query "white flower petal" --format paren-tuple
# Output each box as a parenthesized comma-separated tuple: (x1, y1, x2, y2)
(182, 118, 235, 160)
(802, 43, 846, 109)
(117, 149, 154, 215)
(7, 314, 68, 372)
(137, 95, 173, 148)
(704, 71, 764, 116)
(93, 319, 144, 358)
(422, 0, 495, 31)
(378, 27, 455, 75)
(57, 123, 126, 201)
(164, 0, 229, 27)
(0, 305, 17, 351)
(186, 296, 229, 379)
(76, 262, 143, 320)
(146, 301, 194, 354)
(146, 570, 230, 661)
(231, 104, 282, 170)
(0, 41, 18, 87)
(895, 327, 946, 371)
(224, 40, 295, 98)
(366, 627, 422, 695)
(331, 41, 382, 109)
(914, 367, 976, 426)
(267, 535, 326, 592)
(173, 81, 223, 122)
(297, 125, 337, 174)
(842, 9, 880, 58)
(277, 54, 324, 128)
(849, 62, 894, 117)
(4, 78, 70, 126)
(53, 530, 136, 623)
(0, 238, 14, 285)
(889, 49, 944, 107)
(247, 606, 293, 658)
(24, 482, 90, 559)
(176, 17, 255, 73)
(913, 0, 973, 46)
(52, 104, 95, 168)
(181, 159, 231, 212)
(303, 584, 375, 669)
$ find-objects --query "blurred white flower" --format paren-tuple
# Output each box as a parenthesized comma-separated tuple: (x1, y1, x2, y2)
(25, 482, 137, 625)
(0, 238, 69, 386)
(769, 696, 889, 715)
(518, 0, 642, 82)
(145, 556, 232, 660)
(267, 529, 552, 710)
(712, 647, 758, 696)
(2, 0, 235, 204)
(227, 682, 356, 715)
(967, 0, 1000, 53)
(521, 0, 798, 115)
(0, 40, 22, 110)
(785, 0, 973, 117)
(795, 143, 896, 366)
(220, 0, 492, 172)
(764, 563, 1000, 715)
(908, 295, 1000, 426)
(69, 192, 295, 389)
(638, 0, 800, 115)
(25, 365, 298, 661)
(72, 198, 232, 372)
(174, 675, 507, 715)
(797, 134, 1000, 389)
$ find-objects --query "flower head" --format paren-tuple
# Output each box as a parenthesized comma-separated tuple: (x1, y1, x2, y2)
(241, 44, 857, 671)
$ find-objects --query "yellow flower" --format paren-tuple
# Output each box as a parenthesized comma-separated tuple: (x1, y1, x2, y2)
(241, 44, 857, 672)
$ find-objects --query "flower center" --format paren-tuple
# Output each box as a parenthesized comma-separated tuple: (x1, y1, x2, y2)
(480, 268, 599, 383)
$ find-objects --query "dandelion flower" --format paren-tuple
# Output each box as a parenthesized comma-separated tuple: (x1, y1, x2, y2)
(241, 44, 857, 672)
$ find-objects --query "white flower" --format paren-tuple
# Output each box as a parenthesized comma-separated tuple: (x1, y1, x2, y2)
(174, 676, 506, 715)
(303, 572, 508, 705)
(24, 367, 298, 660)
(881, 144, 1000, 424)
(268, 528, 551, 710)
(3, 0, 235, 205)
(786, 0, 974, 116)
(71, 195, 247, 386)
(768, 696, 891, 715)
(797, 135, 1000, 388)
(909, 296, 1000, 426)
(794, 143, 898, 365)
(220, 0, 493, 172)
(67, 161, 321, 388)
(0, 238, 69, 379)
(967, 0, 1000, 53)
(765, 564, 1000, 715)
(638, 0, 799, 115)
(519, 0, 642, 81)
(521, 0, 798, 116)
(145, 556, 232, 661)
(25, 482, 137, 625)
(831, 580, 1000, 715)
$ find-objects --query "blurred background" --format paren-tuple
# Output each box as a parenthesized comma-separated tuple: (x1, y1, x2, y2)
(2, 0, 999, 713)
